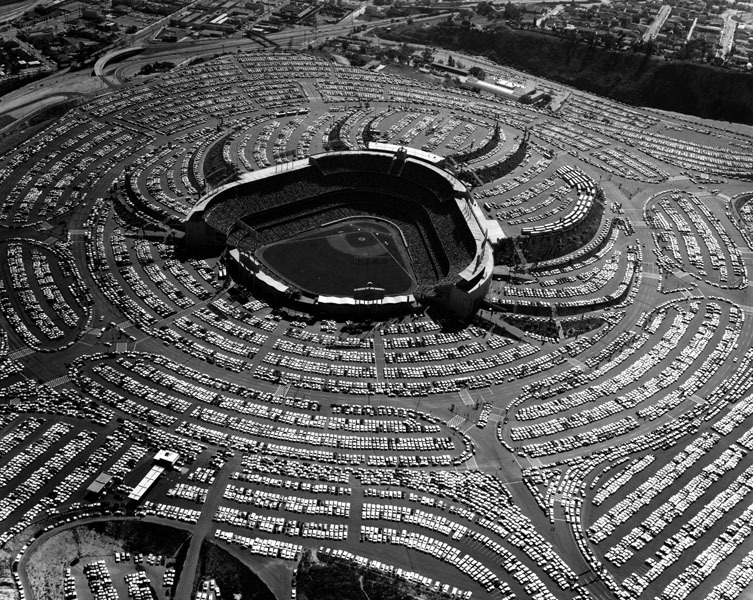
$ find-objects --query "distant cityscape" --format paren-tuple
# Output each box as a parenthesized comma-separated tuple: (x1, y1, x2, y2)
(525, 0, 750, 67)
(0, 0, 750, 86)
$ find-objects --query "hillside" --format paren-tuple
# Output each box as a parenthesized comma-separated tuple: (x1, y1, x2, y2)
(383, 22, 753, 124)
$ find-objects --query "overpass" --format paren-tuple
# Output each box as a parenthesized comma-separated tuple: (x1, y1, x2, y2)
(93, 46, 146, 87)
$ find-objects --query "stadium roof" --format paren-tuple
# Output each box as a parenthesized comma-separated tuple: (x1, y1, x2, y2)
(318, 295, 415, 305)
(367, 143, 444, 165)
(187, 147, 469, 222)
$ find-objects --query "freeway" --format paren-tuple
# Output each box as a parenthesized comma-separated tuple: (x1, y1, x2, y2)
(0, 0, 46, 25)
(642, 4, 671, 43)
(92, 11, 452, 88)
(4, 7, 447, 122)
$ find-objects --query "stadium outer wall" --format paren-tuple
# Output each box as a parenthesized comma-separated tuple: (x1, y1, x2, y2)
(185, 147, 496, 320)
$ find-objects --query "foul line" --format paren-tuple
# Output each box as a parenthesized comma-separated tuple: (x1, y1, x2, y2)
(368, 231, 415, 282)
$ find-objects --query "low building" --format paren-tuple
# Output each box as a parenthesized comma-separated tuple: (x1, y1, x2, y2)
(154, 449, 180, 468)
(127, 466, 165, 503)
(460, 76, 530, 102)
(86, 473, 113, 498)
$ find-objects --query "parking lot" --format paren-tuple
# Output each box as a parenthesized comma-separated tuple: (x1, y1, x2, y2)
(0, 46, 752, 600)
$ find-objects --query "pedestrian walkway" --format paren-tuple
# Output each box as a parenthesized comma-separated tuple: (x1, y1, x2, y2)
(45, 374, 70, 388)
(9, 347, 33, 361)
(372, 334, 385, 382)
(458, 389, 474, 406)
(447, 414, 465, 430)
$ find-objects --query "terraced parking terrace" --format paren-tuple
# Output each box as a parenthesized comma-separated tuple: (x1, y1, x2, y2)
(0, 46, 752, 600)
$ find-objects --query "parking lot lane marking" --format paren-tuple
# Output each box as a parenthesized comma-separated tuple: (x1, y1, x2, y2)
(459, 389, 474, 406)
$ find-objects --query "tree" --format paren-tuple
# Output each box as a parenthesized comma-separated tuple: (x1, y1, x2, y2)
(398, 42, 414, 60)
(476, 2, 492, 16)
(469, 65, 486, 79)
(504, 2, 520, 20)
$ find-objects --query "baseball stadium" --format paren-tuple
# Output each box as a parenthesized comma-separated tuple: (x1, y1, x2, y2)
(186, 146, 499, 318)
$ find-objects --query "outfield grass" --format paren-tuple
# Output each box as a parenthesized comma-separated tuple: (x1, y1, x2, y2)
(258, 219, 416, 296)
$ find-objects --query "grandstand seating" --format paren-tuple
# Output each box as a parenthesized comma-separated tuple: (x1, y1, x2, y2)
(199, 155, 477, 294)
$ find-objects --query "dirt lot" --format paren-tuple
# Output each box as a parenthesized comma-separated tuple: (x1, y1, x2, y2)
(25, 520, 189, 600)
(26, 526, 121, 600)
